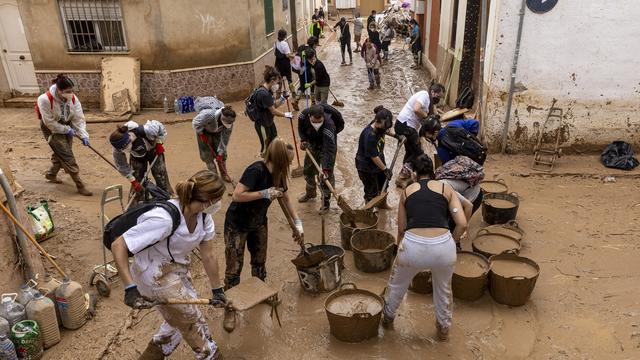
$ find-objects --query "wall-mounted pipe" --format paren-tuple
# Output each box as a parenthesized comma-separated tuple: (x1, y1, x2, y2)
(0, 167, 34, 280)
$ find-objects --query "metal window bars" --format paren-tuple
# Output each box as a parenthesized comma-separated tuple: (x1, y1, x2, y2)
(58, 0, 127, 52)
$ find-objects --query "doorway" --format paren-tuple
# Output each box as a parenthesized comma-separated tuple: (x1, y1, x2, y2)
(0, 0, 38, 94)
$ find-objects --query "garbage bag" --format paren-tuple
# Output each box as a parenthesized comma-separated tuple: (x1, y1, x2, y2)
(600, 141, 639, 170)
(27, 200, 54, 241)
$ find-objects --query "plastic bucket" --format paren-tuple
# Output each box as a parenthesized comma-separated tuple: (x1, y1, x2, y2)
(339, 210, 378, 250)
(489, 253, 539, 306)
(324, 283, 383, 342)
(472, 229, 521, 258)
(482, 192, 520, 225)
(295, 244, 345, 293)
(452, 251, 489, 301)
(409, 270, 432, 294)
(481, 220, 524, 242)
(350, 229, 396, 273)
(479, 178, 508, 195)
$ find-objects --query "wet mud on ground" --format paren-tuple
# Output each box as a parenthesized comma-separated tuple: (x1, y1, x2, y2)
(1, 36, 639, 359)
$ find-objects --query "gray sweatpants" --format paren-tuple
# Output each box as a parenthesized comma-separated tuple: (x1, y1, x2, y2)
(383, 231, 457, 328)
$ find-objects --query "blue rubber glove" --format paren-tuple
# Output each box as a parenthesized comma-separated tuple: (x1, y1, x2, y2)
(81, 138, 90, 146)
(67, 128, 76, 137)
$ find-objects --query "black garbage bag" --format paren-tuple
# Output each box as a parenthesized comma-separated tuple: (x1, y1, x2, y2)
(601, 141, 639, 170)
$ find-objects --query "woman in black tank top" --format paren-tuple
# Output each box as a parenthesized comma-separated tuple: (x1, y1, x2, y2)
(382, 154, 467, 341)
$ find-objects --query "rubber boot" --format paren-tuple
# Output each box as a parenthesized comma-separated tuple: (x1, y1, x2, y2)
(298, 185, 317, 203)
(223, 308, 236, 333)
(139, 341, 164, 360)
(318, 195, 330, 214)
(436, 321, 450, 342)
(70, 173, 93, 196)
(45, 164, 63, 184)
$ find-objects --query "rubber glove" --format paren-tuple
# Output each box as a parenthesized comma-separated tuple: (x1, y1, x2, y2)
(81, 138, 90, 146)
(155, 143, 165, 155)
(67, 128, 75, 137)
(294, 219, 304, 236)
(284, 112, 293, 119)
(124, 284, 152, 309)
(384, 168, 393, 180)
(130, 179, 143, 193)
(260, 187, 283, 200)
(211, 287, 227, 307)
(199, 133, 209, 144)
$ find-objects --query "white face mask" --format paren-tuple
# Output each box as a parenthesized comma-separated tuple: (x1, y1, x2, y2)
(311, 121, 323, 131)
(271, 83, 280, 93)
(203, 200, 222, 215)
(61, 93, 74, 101)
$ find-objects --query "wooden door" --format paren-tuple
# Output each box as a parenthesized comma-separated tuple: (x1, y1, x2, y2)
(0, 1, 38, 94)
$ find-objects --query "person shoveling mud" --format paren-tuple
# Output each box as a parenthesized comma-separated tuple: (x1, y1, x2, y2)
(192, 100, 237, 183)
(109, 170, 226, 359)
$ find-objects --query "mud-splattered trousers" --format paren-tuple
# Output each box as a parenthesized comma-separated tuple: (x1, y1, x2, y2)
(40, 122, 81, 178)
(223, 222, 269, 289)
(131, 262, 217, 359)
(384, 231, 456, 329)
(394, 120, 423, 174)
(303, 147, 335, 201)
(130, 153, 173, 198)
(196, 129, 231, 175)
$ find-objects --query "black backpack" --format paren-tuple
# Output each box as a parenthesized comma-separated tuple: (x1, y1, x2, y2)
(274, 43, 288, 60)
(321, 104, 345, 133)
(244, 87, 268, 122)
(456, 86, 474, 109)
(439, 126, 487, 165)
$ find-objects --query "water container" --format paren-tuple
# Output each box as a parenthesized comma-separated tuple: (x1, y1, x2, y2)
(10, 320, 41, 360)
(0, 334, 17, 360)
(163, 95, 169, 113)
(55, 278, 86, 330)
(0, 295, 26, 327)
(26, 294, 59, 349)
(16, 280, 39, 307)
(174, 99, 181, 114)
(37, 274, 62, 326)
(0, 317, 9, 337)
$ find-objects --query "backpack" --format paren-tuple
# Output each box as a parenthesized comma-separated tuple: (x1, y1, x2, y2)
(321, 104, 344, 133)
(439, 126, 487, 165)
(274, 42, 288, 60)
(244, 87, 269, 122)
(35, 91, 76, 121)
(456, 86, 474, 109)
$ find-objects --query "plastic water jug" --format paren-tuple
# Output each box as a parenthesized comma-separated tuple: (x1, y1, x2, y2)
(174, 99, 181, 114)
(37, 274, 62, 326)
(0, 334, 17, 360)
(10, 320, 42, 360)
(55, 278, 86, 330)
(26, 294, 59, 349)
(16, 280, 39, 307)
(0, 317, 9, 337)
(0, 295, 26, 327)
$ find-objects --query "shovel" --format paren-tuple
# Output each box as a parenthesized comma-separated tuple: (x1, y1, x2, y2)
(75, 135, 118, 171)
(362, 136, 406, 211)
(329, 89, 344, 107)
(137, 297, 233, 310)
(283, 78, 304, 178)
(304, 149, 358, 226)
(276, 198, 324, 268)
(125, 155, 161, 210)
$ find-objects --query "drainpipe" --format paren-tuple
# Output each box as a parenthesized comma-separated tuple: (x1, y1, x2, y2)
(0, 167, 34, 280)
(290, 0, 299, 49)
(500, 0, 527, 153)
(477, 0, 488, 142)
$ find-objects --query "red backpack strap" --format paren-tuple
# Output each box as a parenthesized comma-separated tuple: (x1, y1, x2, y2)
(71, 94, 76, 105)
(45, 91, 54, 110)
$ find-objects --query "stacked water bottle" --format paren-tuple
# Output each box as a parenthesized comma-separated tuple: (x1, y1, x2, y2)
(0, 277, 86, 359)
(173, 96, 196, 114)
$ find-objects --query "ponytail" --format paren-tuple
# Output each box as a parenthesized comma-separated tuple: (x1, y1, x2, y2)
(175, 170, 225, 206)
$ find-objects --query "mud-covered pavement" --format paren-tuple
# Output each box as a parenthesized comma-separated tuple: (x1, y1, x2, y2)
(1, 36, 640, 359)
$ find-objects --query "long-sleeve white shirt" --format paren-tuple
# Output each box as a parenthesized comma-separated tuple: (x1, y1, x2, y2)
(112, 120, 167, 179)
(37, 85, 88, 140)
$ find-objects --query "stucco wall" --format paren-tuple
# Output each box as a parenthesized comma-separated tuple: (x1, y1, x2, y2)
(0, 63, 10, 102)
(483, 0, 640, 152)
(18, 0, 252, 71)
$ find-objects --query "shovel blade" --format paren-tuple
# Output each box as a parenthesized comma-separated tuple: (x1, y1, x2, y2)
(332, 100, 344, 107)
(363, 191, 388, 210)
(291, 249, 324, 268)
(291, 166, 304, 178)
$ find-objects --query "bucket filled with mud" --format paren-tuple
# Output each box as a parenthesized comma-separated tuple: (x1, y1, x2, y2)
(489, 253, 540, 306)
(324, 283, 383, 342)
(340, 210, 378, 250)
(350, 229, 396, 273)
(452, 251, 490, 301)
(295, 244, 345, 294)
(472, 229, 521, 258)
(482, 192, 520, 225)
(480, 178, 509, 195)
(481, 220, 524, 242)
(409, 270, 432, 294)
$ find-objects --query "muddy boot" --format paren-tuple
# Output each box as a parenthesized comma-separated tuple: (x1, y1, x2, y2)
(436, 321, 450, 342)
(298, 185, 317, 203)
(70, 174, 93, 196)
(44, 173, 63, 184)
(223, 308, 236, 333)
(139, 341, 164, 360)
(381, 314, 394, 329)
(318, 196, 330, 214)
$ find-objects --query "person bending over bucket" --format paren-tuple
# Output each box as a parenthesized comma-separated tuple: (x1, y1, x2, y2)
(111, 170, 227, 359)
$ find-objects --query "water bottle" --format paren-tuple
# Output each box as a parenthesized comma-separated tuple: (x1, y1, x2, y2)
(16, 281, 39, 307)
(0, 334, 17, 360)
(174, 98, 181, 114)
(0, 317, 9, 337)
(163, 95, 169, 113)
(0, 295, 26, 327)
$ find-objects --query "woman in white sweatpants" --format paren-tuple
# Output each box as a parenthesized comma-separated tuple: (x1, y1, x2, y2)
(382, 154, 467, 341)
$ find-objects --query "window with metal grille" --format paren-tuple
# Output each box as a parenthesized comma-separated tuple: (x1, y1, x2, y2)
(58, 0, 127, 52)
(264, 0, 275, 35)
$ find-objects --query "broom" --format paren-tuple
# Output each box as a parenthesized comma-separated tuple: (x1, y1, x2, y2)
(329, 89, 344, 107)
(283, 78, 304, 178)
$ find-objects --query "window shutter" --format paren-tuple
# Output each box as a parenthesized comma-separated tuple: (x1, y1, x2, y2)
(264, 0, 275, 35)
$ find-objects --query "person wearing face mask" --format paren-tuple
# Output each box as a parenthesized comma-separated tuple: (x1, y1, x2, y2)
(297, 104, 340, 212)
(37, 73, 92, 196)
(193, 104, 237, 183)
(109, 119, 174, 202)
(252, 66, 293, 157)
(110, 170, 226, 359)
(394, 83, 445, 189)
(355, 105, 394, 208)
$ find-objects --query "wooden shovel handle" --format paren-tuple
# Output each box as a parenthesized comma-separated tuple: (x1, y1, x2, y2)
(304, 149, 339, 196)
(276, 198, 302, 240)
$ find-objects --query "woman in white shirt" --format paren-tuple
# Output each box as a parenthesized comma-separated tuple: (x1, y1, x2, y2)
(111, 170, 226, 359)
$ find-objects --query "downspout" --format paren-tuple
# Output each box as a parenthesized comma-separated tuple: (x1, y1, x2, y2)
(477, 0, 488, 141)
(500, 0, 526, 153)
(290, 0, 299, 49)
(0, 167, 34, 280)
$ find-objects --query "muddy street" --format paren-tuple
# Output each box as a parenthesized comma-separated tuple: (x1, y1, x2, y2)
(1, 36, 640, 360)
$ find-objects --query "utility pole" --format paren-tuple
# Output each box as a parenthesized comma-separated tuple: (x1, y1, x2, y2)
(290, 0, 299, 49)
